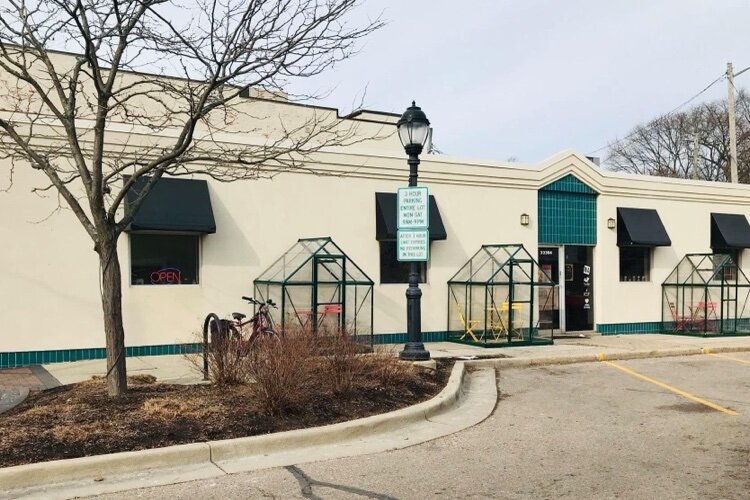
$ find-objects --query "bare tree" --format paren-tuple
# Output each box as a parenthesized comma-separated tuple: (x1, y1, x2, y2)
(605, 90, 750, 182)
(0, 0, 382, 397)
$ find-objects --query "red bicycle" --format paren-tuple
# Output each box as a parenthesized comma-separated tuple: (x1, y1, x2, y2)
(202, 296, 278, 379)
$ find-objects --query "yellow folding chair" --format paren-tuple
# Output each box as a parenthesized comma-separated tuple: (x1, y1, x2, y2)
(499, 301, 523, 340)
(487, 305, 506, 340)
(456, 303, 480, 342)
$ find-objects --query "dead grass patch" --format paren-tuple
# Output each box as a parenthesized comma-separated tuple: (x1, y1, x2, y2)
(50, 423, 108, 443)
(142, 396, 221, 420)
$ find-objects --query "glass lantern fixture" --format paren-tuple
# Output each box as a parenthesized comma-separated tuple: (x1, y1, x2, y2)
(397, 101, 431, 153)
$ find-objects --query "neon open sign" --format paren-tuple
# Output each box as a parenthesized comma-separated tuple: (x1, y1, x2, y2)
(150, 268, 182, 285)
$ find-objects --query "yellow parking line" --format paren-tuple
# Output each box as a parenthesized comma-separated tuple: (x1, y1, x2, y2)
(705, 352, 750, 366)
(602, 360, 739, 416)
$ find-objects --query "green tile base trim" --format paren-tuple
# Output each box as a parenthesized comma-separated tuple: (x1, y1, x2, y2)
(372, 331, 448, 345)
(596, 322, 663, 335)
(1, 335, 452, 368)
(0, 343, 202, 369)
(597, 320, 750, 337)
(661, 331, 750, 338)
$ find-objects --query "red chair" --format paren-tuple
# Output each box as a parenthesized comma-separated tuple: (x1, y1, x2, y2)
(668, 302, 692, 332)
(316, 304, 343, 329)
(695, 301, 718, 331)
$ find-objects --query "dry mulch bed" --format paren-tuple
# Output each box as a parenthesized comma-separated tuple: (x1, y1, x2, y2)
(0, 360, 453, 468)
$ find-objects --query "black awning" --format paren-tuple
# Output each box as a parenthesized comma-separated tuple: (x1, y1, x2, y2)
(711, 213, 750, 249)
(126, 177, 216, 233)
(375, 192, 447, 241)
(617, 207, 671, 247)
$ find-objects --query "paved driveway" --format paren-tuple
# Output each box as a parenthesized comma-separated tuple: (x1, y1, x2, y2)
(98, 353, 750, 499)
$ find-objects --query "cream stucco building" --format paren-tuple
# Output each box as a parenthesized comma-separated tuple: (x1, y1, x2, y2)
(3, 70, 750, 367)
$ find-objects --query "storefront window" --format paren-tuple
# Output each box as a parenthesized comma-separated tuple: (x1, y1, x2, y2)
(130, 234, 199, 285)
(379, 241, 426, 284)
(713, 249, 739, 281)
(619, 247, 650, 282)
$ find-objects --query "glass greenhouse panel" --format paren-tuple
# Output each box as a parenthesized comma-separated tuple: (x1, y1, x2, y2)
(344, 284, 373, 341)
(447, 244, 556, 347)
(253, 237, 374, 344)
(662, 253, 750, 336)
(283, 284, 314, 331)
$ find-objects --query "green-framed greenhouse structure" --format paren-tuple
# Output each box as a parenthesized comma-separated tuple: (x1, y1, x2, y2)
(253, 237, 374, 344)
(662, 253, 750, 336)
(447, 244, 557, 347)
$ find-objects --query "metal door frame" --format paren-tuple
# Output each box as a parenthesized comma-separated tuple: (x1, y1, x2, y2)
(312, 254, 346, 331)
(539, 245, 565, 334)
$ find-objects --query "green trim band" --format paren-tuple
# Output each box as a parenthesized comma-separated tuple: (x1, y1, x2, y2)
(597, 320, 750, 336)
(0, 343, 202, 369)
(1, 333, 451, 369)
(371, 331, 448, 345)
(596, 322, 662, 335)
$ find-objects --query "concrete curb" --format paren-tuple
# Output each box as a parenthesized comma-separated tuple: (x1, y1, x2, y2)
(209, 361, 466, 461)
(467, 345, 750, 369)
(0, 443, 212, 492)
(0, 362, 468, 493)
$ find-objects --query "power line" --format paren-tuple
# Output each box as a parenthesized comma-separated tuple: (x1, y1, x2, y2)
(587, 73, 727, 156)
(734, 65, 750, 79)
(729, 72, 750, 118)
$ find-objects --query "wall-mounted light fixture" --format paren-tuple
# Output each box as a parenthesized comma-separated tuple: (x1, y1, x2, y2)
(520, 213, 530, 226)
(607, 217, 616, 229)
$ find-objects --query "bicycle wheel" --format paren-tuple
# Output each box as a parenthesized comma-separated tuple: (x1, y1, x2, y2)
(227, 323, 249, 357)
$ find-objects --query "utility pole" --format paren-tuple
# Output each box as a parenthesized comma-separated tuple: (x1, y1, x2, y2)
(691, 132, 699, 180)
(727, 62, 738, 183)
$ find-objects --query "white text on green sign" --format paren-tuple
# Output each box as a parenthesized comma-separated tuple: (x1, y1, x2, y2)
(397, 187, 429, 229)
(397, 229, 429, 262)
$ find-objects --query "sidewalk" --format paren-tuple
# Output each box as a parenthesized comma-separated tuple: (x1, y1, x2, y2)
(423, 333, 750, 360)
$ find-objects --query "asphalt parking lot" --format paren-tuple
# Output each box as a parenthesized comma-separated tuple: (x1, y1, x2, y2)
(99, 353, 750, 499)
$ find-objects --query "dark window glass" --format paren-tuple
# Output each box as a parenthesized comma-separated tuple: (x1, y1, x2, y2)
(131, 234, 199, 285)
(379, 241, 426, 284)
(619, 247, 650, 282)
(713, 249, 740, 281)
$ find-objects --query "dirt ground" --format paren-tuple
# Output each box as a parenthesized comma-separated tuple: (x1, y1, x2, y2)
(0, 360, 452, 468)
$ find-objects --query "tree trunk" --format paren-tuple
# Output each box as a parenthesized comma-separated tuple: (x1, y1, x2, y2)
(99, 236, 128, 397)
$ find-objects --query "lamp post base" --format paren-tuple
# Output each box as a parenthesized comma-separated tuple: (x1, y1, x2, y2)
(399, 341, 431, 361)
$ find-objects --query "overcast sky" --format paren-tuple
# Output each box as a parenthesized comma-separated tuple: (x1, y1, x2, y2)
(289, 0, 750, 165)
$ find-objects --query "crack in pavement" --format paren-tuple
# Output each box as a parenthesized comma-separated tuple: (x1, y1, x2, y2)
(284, 465, 397, 500)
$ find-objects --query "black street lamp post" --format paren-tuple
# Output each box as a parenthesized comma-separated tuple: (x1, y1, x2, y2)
(397, 101, 431, 361)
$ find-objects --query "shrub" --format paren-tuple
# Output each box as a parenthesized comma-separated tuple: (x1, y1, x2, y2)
(316, 328, 365, 395)
(244, 329, 318, 416)
(184, 320, 248, 385)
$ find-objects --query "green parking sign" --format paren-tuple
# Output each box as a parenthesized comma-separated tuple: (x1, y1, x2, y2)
(397, 186, 429, 229)
(397, 229, 429, 262)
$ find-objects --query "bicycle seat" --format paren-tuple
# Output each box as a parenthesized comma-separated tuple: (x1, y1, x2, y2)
(232, 312, 247, 321)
